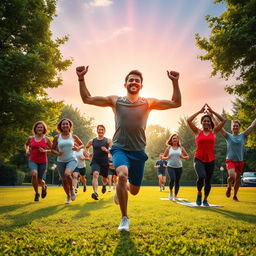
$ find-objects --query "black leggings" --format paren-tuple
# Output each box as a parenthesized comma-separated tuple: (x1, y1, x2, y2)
(167, 167, 183, 196)
(194, 158, 215, 197)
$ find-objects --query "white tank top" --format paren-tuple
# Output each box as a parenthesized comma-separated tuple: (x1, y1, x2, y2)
(75, 149, 86, 168)
(57, 134, 76, 162)
(167, 146, 182, 168)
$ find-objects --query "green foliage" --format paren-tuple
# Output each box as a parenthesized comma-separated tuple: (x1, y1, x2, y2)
(0, 163, 25, 185)
(195, 0, 256, 146)
(0, 0, 72, 161)
(144, 125, 171, 182)
(58, 105, 95, 144)
(0, 187, 255, 255)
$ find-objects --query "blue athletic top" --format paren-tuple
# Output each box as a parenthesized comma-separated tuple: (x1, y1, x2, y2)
(224, 132, 246, 161)
(155, 160, 167, 172)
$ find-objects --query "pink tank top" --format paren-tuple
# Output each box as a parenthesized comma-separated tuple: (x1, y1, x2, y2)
(195, 130, 215, 162)
(29, 137, 47, 163)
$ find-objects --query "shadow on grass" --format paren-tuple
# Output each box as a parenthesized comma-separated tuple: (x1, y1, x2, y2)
(113, 232, 139, 256)
(0, 203, 31, 214)
(0, 197, 114, 231)
(208, 207, 256, 224)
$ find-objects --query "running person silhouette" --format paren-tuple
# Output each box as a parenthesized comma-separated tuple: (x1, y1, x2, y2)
(219, 109, 256, 201)
(76, 66, 181, 231)
(85, 125, 112, 200)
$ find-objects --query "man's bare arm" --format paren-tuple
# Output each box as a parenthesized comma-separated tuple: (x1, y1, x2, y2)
(76, 66, 118, 107)
(148, 70, 181, 110)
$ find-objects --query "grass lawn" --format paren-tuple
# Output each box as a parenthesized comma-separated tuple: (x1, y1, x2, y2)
(0, 186, 255, 255)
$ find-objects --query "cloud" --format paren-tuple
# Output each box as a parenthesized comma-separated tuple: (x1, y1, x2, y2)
(85, 26, 133, 45)
(89, 0, 113, 7)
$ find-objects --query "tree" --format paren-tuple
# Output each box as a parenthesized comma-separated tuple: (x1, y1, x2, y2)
(144, 125, 171, 182)
(0, 0, 71, 161)
(195, 0, 256, 146)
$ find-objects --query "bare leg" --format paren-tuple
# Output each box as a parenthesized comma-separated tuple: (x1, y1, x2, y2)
(92, 171, 99, 193)
(31, 170, 39, 194)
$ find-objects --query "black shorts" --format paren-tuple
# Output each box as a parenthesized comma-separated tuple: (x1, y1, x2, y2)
(90, 161, 109, 178)
(108, 168, 117, 176)
(74, 167, 86, 176)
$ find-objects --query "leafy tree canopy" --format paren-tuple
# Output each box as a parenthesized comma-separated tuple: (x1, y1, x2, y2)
(0, 0, 72, 161)
(195, 0, 256, 146)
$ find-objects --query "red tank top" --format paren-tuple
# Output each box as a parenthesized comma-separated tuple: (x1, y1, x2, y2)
(195, 130, 215, 162)
(29, 137, 47, 163)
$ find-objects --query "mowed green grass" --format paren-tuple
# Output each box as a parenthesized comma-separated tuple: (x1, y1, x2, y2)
(0, 186, 255, 256)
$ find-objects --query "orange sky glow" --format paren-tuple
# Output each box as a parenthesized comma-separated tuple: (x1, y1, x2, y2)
(47, 0, 234, 138)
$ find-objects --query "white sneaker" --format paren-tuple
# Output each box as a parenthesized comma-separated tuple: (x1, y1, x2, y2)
(108, 187, 112, 192)
(71, 190, 76, 201)
(114, 192, 119, 205)
(174, 197, 178, 201)
(168, 192, 173, 200)
(118, 216, 130, 232)
(160, 187, 163, 192)
(65, 197, 72, 204)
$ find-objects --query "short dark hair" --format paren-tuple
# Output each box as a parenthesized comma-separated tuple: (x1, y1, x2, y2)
(33, 121, 47, 135)
(97, 124, 106, 131)
(125, 70, 143, 83)
(57, 118, 73, 133)
(232, 120, 241, 127)
(201, 115, 214, 129)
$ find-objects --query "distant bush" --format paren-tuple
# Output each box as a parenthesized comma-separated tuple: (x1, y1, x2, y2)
(0, 164, 25, 185)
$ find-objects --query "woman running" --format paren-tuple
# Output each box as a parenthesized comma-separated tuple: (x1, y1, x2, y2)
(187, 104, 226, 206)
(219, 110, 256, 201)
(52, 118, 84, 204)
(163, 134, 189, 200)
(24, 121, 52, 201)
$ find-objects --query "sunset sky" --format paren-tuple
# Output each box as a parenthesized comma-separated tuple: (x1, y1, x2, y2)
(48, 0, 234, 138)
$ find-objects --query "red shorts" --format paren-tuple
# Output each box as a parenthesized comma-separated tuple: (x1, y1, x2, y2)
(225, 159, 244, 175)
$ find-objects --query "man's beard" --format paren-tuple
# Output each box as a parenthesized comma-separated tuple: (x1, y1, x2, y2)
(127, 84, 140, 95)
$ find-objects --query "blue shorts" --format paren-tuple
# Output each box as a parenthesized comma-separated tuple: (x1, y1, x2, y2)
(110, 146, 148, 186)
(57, 160, 77, 179)
(108, 168, 117, 176)
(28, 161, 47, 180)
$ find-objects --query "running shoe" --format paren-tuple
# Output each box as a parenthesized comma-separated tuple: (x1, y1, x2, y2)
(168, 192, 173, 200)
(65, 197, 72, 204)
(71, 189, 76, 201)
(203, 200, 209, 207)
(41, 185, 47, 199)
(108, 187, 112, 192)
(196, 193, 202, 206)
(34, 193, 40, 202)
(91, 192, 99, 200)
(102, 184, 107, 194)
(83, 185, 86, 192)
(74, 188, 78, 194)
(163, 185, 165, 190)
(226, 187, 231, 198)
(160, 187, 163, 192)
(118, 216, 130, 232)
(113, 192, 119, 205)
(233, 196, 239, 202)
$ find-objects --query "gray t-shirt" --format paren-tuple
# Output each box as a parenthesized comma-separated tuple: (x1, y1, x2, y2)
(112, 96, 150, 151)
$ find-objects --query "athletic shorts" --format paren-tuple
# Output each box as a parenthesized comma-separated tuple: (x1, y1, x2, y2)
(157, 169, 166, 176)
(90, 161, 109, 178)
(108, 168, 117, 176)
(226, 159, 244, 175)
(110, 146, 148, 186)
(57, 160, 77, 179)
(28, 160, 47, 180)
(73, 167, 86, 176)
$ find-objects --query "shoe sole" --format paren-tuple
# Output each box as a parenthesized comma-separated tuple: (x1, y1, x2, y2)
(118, 228, 129, 232)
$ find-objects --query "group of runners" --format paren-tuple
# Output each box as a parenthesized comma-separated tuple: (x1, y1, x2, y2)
(24, 66, 256, 232)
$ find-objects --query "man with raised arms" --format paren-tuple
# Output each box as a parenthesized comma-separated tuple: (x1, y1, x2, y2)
(76, 66, 181, 232)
